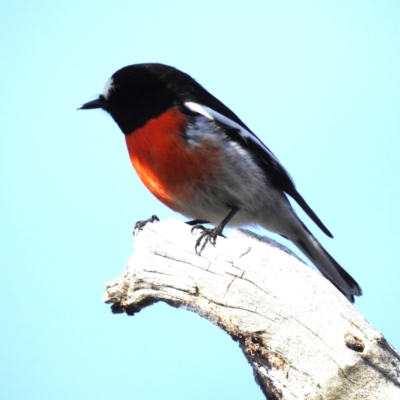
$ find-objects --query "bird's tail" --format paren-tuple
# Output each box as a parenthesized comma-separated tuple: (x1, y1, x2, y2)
(291, 223, 362, 303)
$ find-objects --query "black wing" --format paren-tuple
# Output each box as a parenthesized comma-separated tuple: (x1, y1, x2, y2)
(184, 101, 333, 238)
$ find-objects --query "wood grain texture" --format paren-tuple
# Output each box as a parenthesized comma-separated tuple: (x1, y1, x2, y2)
(104, 219, 400, 400)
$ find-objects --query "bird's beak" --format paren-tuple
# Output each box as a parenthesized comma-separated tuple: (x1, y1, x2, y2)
(78, 97, 106, 110)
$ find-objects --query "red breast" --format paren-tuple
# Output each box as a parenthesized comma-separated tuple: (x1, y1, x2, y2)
(125, 108, 221, 211)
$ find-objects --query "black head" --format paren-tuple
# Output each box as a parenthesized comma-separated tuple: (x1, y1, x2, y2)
(79, 63, 208, 134)
(79, 63, 251, 135)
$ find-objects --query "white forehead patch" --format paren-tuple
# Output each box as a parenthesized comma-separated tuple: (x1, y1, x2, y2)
(102, 77, 114, 99)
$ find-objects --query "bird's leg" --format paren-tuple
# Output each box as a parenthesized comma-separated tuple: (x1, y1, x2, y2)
(191, 207, 240, 255)
(133, 215, 160, 235)
(185, 219, 210, 226)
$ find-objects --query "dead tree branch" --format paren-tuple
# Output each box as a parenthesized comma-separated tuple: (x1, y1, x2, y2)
(103, 219, 400, 400)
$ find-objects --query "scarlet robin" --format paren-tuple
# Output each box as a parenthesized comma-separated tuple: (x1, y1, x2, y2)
(79, 63, 362, 302)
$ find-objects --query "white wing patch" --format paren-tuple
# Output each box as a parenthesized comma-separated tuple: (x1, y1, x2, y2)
(184, 102, 278, 161)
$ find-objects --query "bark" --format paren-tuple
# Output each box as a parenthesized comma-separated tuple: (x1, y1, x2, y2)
(103, 218, 400, 400)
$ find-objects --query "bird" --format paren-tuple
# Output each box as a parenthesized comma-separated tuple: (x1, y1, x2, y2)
(79, 63, 362, 302)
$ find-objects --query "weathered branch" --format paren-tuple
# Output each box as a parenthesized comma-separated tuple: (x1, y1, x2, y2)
(103, 219, 400, 400)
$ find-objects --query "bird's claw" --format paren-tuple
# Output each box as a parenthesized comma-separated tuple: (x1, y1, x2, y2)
(191, 224, 224, 255)
(133, 215, 160, 235)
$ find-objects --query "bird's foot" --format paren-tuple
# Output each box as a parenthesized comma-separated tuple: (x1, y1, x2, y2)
(133, 215, 160, 235)
(191, 223, 225, 255)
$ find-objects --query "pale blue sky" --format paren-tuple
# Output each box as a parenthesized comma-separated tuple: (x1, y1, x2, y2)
(1, 1, 399, 399)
